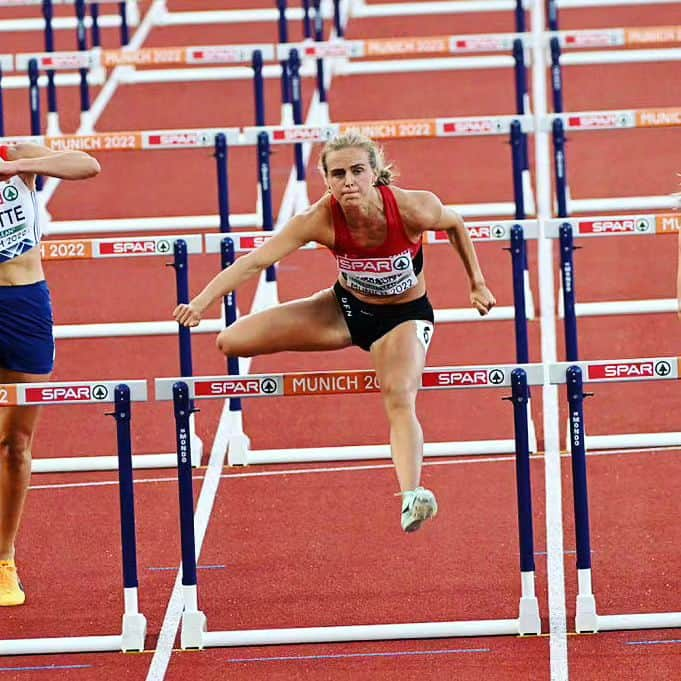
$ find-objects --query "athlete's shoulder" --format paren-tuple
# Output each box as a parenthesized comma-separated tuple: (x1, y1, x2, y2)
(284, 193, 334, 247)
(391, 186, 442, 231)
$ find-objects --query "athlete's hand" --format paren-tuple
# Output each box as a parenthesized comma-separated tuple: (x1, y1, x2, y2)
(173, 302, 202, 327)
(470, 282, 496, 316)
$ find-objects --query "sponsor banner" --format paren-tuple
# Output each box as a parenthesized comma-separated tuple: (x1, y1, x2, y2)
(440, 117, 509, 136)
(203, 232, 318, 253)
(143, 130, 221, 149)
(15, 51, 93, 70)
(271, 126, 338, 143)
(636, 108, 681, 128)
(279, 41, 361, 60)
(364, 36, 449, 56)
(560, 30, 622, 48)
(655, 214, 681, 233)
(450, 34, 516, 52)
(40, 239, 94, 260)
(193, 376, 283, 398)
(101, 48, 187, 67)
(577, 217, 652, 236)
(0, 385, 19, 406)
(422, 367, 509, 388)
(19, 380, 146, 404)
(46, 133, 142, 152)
(188, 44, 274, 64)
(96, 234, 202, 257)
(624, 26, 681, 46)
(339, 119, 437, 139)
(586, 359, 676, 382)
(564, 112, 634, 130)
(284, 371, 379, 395)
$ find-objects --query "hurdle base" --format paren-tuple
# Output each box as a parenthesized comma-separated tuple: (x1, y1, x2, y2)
(595, 612, 681, 632)
(241, 439, 517, 465)
(181, 610, 208, 650)
(121, 613, 147, 652)
(0, 635, 124, 656)
(227, 431, 252, 466)
(585, 432, 681, 450)
(518, 596, 541, 635)
(575, 594, 599, 633)
(31, 452, 185, 473)
(197, 617, 522, 649)
(46, 112, 62, 138)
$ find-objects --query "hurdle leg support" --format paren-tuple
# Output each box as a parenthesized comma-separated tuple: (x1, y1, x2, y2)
(121, 587, 147, 652)
(181, 585, 207, 649)
(227, 410, 251, 466)
(517, 571, 541, 635)
(575, 568, 599, 633)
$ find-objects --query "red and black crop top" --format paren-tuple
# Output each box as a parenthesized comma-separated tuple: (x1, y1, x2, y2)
(329, 185, 423, 297)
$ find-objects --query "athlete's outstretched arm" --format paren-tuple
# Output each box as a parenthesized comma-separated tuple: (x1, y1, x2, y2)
(174, 212, 321, 327)
(0, 143, 100, 184)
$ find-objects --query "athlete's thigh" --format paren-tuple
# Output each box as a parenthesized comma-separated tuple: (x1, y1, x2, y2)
(370, 321, 428, 394)
(0, 369, 49, 438)
(218, 288, 352, 356)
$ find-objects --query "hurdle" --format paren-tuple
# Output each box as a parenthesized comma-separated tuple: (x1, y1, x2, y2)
(550, 357, 681, 633)
(0, 379, 147, 655)
(155, 362, 543, 648)
(35, 234, 205, 472)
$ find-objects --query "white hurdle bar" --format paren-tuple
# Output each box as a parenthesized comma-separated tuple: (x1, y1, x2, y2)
(0, 379, 147, 655)
(157, 362, 542, 466)
(550, 357, 681, 633)
(155, 362, 543, 648)
(38, 234, 205, 471)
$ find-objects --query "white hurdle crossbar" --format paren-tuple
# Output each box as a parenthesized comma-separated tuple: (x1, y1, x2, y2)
(155, 362, 543, 648)
(0, 379, 148, 655)
(550, 357, 681, 633)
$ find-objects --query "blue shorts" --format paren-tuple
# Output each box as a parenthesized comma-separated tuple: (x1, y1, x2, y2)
(0, 281, 55, 375)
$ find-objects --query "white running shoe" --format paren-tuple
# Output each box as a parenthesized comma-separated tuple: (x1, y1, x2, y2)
(400, 487, 438, 533)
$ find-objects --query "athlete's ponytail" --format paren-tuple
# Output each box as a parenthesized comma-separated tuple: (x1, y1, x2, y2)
(318, 133, 396, 185)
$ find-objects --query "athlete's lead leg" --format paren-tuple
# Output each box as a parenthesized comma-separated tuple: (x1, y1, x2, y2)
(371, 321, 437, 532)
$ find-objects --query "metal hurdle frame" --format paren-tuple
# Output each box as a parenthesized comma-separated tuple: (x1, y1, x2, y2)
(155, 362, 543, 648)
(550, 357, 681, 633)
(0, 380, 147, 655)
(32, 234, 205, 472)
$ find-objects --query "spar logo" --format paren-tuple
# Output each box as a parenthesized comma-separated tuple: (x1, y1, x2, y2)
(337, 256, 393, 273)
(567, 113, 630, 129)
(25, 384, 109, 403)
(272, 127, 335, 142)
(393, 255, 410, 271)
(443, 119, 503, 135)
(99, 239, 172, 255)
(2, 185, 18, 202)
(579, 218, 650, 234)
(240, 235, 272, 249)
(586, 360, 671, 380)
(147, 132, 213, 147)
(426, 368, 505, 387)
(468, 224, 507, 240)
(196, 377, 279, 396)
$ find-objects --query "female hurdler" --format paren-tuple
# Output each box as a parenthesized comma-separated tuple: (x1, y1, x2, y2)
(0, 144, 100, 605)
(174, 133, 495, 533)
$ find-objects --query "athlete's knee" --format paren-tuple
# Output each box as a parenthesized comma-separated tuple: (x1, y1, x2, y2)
(216, 330, 253, 358)
(0, 430, 32, 467)
(380, 379, 418, 414)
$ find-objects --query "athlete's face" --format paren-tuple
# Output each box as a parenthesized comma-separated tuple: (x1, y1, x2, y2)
(325, 148, 376, 206)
